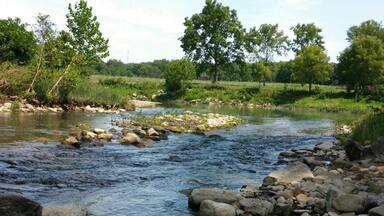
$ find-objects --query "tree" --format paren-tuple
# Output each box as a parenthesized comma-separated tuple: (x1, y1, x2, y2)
(164, 59, 195, 95)
(251, 62, 272, 86)
(180, 0, 248, 83)
(248, 24, 289, 62)
(336, 36, 384, 95)
(49, 0, 109, 94)
(28, 14, 57, 92)
(291, 23, 324, 53)
(293, 45, 331, 91)
(347, 20, 384, 42)
(0, 18, 36, 64)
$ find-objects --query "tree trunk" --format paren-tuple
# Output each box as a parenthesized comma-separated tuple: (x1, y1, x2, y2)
(212, 64, 219, 83)
(27, 47, 44, 93)
(48, 61, 73, 94)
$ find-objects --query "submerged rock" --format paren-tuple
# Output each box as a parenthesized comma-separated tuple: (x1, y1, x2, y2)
(268, 162, 314, 184)
(62, 136, 80, 147)
(188, 188, 239, 210)
(42, 205, 87, 216)
(198, 200, 236, 216)
(0, 193, 42, 216)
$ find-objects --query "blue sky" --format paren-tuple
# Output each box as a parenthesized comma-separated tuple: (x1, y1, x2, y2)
(0, 0, 383, 63)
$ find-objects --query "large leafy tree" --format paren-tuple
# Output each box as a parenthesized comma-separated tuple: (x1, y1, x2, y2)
(180, 0, 248, 83)
(293, 45, 331, 91)
(49, 0, 109, 94)
(0, 18, 36, 64)
(336, 36, 384, 95)
(291, 23, 324, 53)
(248, 23, 289, 62)
(347, 20, 384, 42)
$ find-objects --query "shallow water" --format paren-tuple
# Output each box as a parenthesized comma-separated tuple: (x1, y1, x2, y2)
(0, 106, 352, 215)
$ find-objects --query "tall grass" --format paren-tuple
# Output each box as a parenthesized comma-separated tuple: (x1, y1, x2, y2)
(352, 112, 384, 143)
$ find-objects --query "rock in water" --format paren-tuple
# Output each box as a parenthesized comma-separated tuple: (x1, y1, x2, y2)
(147, 128, 159, 137)
(93, 128, 105, 134)
(62, 136, 79, 147)
(332, 194, 364, 213)
(97, 133, 113, 141)
(369, 205, 384, 216)
(121, 133, 141, 145)
(0, 193, 42, 216)
(42, 205, 87, 216)
(198, 200, 236, 216)
(238, 198, 274, 216)
(268, 162, 313, 184)
(188, 188, 239, 210)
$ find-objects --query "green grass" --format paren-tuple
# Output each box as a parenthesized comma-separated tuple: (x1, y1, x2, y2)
(352, 112, 384, 144)
(69, 75, 383, 113)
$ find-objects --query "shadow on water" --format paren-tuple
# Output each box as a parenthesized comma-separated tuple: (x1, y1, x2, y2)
(0, 106, 354, 215)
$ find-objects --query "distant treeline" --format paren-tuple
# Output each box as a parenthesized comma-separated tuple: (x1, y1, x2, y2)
(87, 59, 337, 84)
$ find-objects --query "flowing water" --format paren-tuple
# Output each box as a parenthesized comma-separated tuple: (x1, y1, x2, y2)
(0, 105, 354, 215)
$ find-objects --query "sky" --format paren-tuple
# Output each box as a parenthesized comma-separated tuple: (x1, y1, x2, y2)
(0, 0, 383, 63)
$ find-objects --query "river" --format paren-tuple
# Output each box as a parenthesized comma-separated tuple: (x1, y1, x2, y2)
(0, 105, 354, 215)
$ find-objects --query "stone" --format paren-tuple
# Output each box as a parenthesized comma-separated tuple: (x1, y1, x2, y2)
(0, 193, 42, 216)
(369, 205, 384, 216)
(188, 188, 239, 210)
(332, 194, 364, 213)
(371, 138, 384, 161)
(296, 194, 309, 205)
(133, 128, 147, 137)
(262, 176, 277, 186)
(62, 136, 79, 146)
(280, 150, 296, 158)
(42, 205, 87, 216)
(48, 107, 57, 112)
(198, 200, 236, 216)
(345, 140, 366, 161)
(121, 133, 141, 145)
(93, 128, 105, 134)
(84, 131, 97, 140)
(303, 157, 323, 169)
(313, 166, 328, 176)
(333, 158, 354, 169)
(268, 162, 314, 184)
(3, 102, 12, 109)
(97, 133, 113, 141)
(238, 198, 274, 216)
(315, 142, 334, 151)
(147, 128, 159, 137)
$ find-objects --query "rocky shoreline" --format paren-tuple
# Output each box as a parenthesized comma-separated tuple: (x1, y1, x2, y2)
(187, 138, 384, 216)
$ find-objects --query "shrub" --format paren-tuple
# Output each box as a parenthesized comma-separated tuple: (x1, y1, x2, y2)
(164, 59, 195, 96)
(352, 112, 384, 143)
(0, 62, 33, 95)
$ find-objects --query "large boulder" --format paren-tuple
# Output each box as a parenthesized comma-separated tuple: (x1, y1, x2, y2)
(238, 198, 274, 216)
(268, 162, 313, 184)
(97, 133, 113, 141)
(315, 142, 334, 151)
(0, 193, 42, 216)
(188, 188, 239, 210)
(369, 205, 384, 216)
(198, 200, 236, 216)
(42, 205, 87, 216)
(62, 136, 79, 147)
(332, 194, 364, 213)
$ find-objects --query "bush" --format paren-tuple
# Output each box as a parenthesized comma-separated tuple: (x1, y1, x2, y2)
(164, 59, 195, 96)
(352, 112, 384, 143)
(0, 62, 33, 95)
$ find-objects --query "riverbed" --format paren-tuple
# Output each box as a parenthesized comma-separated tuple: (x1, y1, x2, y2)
(0, 105, 354, 215)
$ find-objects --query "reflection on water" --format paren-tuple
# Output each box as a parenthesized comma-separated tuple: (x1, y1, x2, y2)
(0, 106, 353, 215)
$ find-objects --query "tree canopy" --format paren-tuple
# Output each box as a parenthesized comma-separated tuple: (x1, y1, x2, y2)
(293, 45, 331, 91)
(248, 23, 289, 63)
(0, 18, 36, 64)
(180, 0, 248, 83)
(291, 23, 324, 53)
(347, 20, 384, 42)
(336, 36, 384, 94)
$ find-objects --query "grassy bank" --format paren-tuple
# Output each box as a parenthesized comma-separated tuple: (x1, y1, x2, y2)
(69, 75, 383, 113)
(351, 112, 384, 144)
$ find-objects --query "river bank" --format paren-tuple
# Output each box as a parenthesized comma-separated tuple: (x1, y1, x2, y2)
(187, 138, 384, 216)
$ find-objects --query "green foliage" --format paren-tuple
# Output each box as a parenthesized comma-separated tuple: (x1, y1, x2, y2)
(0, 18, 36, 64)
(352, 112, 384, 143)
(66, 0, 109, 65)
(275, 60, 295, 83)
(0, 62, 33, 95)
(180, 0, 248, 82)
(248, 23, 289, 62)
(293, 45, 331, 91)
(290, 23, 324, 53)
(252, 62, 272, 85)
(347, 20, 384, 42)
(164, 59, 196, 95)
(336, 36, 384, 95)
